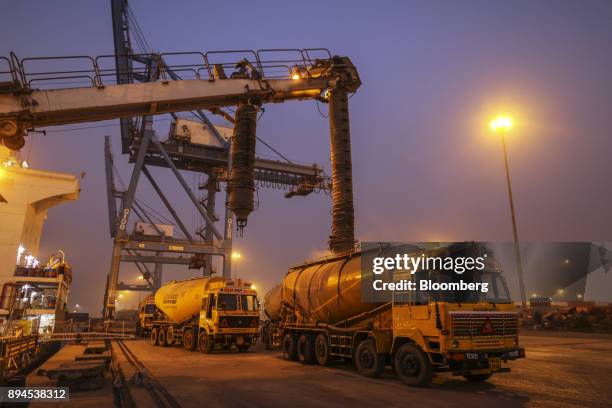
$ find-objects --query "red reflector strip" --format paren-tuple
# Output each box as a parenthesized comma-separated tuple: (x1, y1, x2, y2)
(451, 353, 465, 361)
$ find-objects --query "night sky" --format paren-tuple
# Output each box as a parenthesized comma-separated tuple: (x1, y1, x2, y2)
(2, 0, 612, 314)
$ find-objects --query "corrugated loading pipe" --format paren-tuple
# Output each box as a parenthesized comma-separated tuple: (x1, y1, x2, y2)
(228, 103, 258, 235)
(328, 86, 355, 253)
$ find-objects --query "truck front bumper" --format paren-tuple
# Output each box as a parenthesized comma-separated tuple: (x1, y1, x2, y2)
(214, 333, 258, 346)
(446, 348, 525, 375)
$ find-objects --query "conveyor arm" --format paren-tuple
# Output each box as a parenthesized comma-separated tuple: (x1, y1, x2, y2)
(0, 51, 361, 150)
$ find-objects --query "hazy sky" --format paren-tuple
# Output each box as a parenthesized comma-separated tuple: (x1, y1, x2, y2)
(2, 0, 612, 314)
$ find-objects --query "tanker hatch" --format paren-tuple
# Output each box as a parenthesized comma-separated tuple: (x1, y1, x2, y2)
(328, 86, 355, 253)
(228, 103, 258, 235)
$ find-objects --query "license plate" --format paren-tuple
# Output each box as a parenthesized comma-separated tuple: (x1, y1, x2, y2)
(489, 358, 501, 371)
(236, 337, 244, 345)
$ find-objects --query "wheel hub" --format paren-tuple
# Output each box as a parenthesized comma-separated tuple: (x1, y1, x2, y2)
(401, 355, 420, 376)
(360, 350, 374, 368)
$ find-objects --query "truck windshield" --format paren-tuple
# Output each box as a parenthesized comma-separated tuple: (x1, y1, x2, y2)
(241, 295, 258, 311)
(218, 294, 238, 311)
(411, 270, 512, 304)
(144, 304, 156, 314)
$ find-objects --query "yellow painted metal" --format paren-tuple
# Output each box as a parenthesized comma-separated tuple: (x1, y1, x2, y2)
(154, 276, 224, 323)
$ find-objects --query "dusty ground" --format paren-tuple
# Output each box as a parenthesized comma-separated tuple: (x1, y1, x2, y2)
(121, 331, 612, 408)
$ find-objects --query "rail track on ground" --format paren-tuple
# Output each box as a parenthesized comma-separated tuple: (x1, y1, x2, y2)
(114, 339, 182, 408)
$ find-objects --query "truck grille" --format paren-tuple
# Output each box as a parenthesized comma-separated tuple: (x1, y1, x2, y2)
(222, 316, 258, 329)
(451, 312, 518, 338)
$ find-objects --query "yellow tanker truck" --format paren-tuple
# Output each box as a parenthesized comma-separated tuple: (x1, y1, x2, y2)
(262, 243, 525, 386)
(150, 277, 260, 353)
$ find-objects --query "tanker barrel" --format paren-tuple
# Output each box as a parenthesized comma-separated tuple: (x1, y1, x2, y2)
(280, 250, 374, 324)
(280, 245, 424, 325)
(154, 276, 224, 323)
(263, 284, 282, 320)
(228, 103, 258, 235)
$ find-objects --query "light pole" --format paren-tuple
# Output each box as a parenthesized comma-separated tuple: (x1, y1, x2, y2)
(490, 116, 527, 308)
(232, 251, 241, 280)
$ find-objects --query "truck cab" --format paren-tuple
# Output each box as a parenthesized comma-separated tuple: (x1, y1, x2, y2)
(384, 263, 525, 385)
(196, 280, 260, 353)
(136, 295, 156, 337)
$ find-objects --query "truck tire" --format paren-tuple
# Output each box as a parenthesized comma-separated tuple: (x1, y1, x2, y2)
(264, 324, 279, 350)
(183, 328, 196, 351)
(463, 373, 492, 382)
(198, 332, 213, 354)
(150, 327, 159, 346)
(158, 327, 167, 347)
(264, 330, 273, 350)
(393, 343, 432, 387)
(297, 334, 315, 364)
(282, 334, 298, 361)
(355, 339, 385, 378)
(165, 327, 174, 346)
(315, 333, 331, 366)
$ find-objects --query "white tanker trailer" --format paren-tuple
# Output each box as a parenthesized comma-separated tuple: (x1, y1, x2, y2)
(150, 276, 260, 353)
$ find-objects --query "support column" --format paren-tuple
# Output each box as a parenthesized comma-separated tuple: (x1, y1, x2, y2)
(104, 241, 123, 319)
(223, 148, 233, 280)
(153, 261, 162, 291)
(204, 173, 217, 276)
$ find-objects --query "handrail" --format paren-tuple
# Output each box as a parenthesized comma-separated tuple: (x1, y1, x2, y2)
(4, 48, 337, 90)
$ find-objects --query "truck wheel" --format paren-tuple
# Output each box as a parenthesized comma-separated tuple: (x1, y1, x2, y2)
(282, 334, 298, 361)
(165, 327, 174, 346)
(264, 325, 278, 350)
(198, 333, 213, 354)
(150, 327, 159, 346)
(463, 373, 492, 382)
(264, 331, 273, 350)
(355, 339, 385, 378)
(297, 334, 315, 364)
(314, 333, 331, 366)
(183, 328, 196, 351)
(158, 328, 167, 347)
(393, 343, 432, 387)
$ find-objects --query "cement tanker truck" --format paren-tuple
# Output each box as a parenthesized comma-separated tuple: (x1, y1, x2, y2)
(149, 277, 259, 353)
(262, 243, 525, 386)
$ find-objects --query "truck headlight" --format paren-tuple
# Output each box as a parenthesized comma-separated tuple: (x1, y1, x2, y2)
(451, 340, 459, 349)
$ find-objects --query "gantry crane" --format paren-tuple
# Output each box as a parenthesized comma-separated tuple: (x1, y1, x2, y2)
(0, 47, 360, 319)
(104, 0, 333, 314)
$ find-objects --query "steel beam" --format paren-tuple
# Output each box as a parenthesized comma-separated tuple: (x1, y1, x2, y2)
(117, 283, 152, 291)
(122, 240, 227, 255)
(141, 166, 193, 242)
(104, 136, 118, 237)
(0, 77, 328, 129)
(120, 255, 193, 264)
(149, 134, 223, 240)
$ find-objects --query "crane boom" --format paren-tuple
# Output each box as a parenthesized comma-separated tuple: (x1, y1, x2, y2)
(0, 51, 361, 150)
(1, 78, 322, 127)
